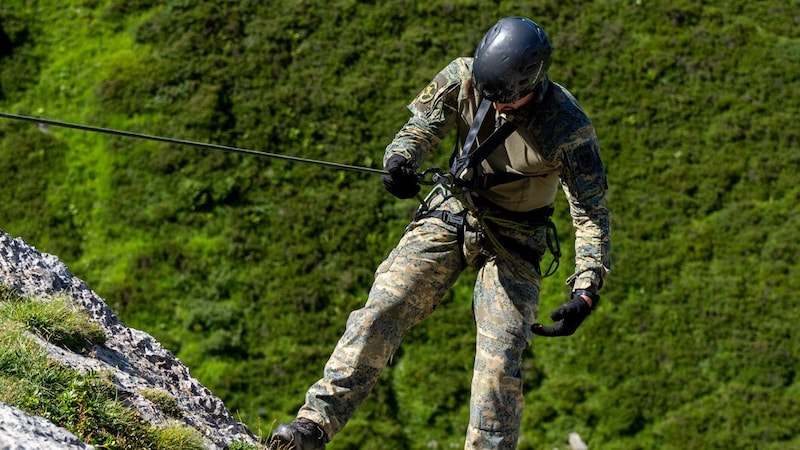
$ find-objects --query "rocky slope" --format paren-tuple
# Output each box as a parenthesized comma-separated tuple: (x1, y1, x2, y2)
(0, 230, 262, 449)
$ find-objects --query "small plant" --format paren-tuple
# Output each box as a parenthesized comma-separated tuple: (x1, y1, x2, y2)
(139, 387, 183, 419)
(150, 424, 207, 450)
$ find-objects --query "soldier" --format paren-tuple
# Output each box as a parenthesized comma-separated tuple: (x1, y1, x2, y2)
(268, 16, 611, 450)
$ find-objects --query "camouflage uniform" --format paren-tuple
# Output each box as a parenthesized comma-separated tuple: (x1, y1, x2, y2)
(297, 58, 611, 449)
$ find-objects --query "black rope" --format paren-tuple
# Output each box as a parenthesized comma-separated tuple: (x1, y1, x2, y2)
(0, 112, 389, 177)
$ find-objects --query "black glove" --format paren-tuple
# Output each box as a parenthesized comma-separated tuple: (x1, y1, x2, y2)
(532, 290, 599, 337)
(382, 154, 420, 199)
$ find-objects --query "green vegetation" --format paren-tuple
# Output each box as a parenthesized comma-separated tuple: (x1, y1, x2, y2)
(1, 1, 798, 449)
(0, 286, 106, 352)
(0, 285, 208, 449)
(139, 388, 184, 420)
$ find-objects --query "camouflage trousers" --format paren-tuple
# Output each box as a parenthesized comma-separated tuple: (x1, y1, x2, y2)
(298, 189, 548, 449)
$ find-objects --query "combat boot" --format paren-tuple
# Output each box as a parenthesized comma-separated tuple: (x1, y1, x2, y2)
(268, 417, 326, 450)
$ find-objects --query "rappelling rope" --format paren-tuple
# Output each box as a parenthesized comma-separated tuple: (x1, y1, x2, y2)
(1, 112, 560, 276)
(0, 112, 388, 177)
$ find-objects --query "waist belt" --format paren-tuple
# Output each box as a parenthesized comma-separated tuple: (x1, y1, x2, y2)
(500, 204, 554, 225)
(472, 199, 555, 226)
(420, 203, 553, 230)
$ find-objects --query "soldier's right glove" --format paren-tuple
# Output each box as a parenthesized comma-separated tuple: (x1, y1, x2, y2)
(532, 290, 599, 337)
(382, 154, 420, 199)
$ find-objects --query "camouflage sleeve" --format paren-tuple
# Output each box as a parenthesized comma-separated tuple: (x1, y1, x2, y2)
(383, 58, 468, 170)
(559, 139, 611, 292)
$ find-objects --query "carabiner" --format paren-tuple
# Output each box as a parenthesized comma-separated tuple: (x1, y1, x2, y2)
(416, 167, 443, 186)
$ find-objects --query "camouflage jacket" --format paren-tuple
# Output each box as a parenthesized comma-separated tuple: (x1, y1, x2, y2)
(384, 57, 611, 292)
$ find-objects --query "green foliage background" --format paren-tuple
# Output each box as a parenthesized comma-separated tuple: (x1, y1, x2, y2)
(1, 1, 798, 448)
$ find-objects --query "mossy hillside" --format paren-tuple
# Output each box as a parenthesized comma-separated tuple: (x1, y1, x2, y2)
(1, 1, 798, 448)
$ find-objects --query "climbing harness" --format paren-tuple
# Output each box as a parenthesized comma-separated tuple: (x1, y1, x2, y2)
(418, 169, 561, 278)
(416, 98, 562, 277)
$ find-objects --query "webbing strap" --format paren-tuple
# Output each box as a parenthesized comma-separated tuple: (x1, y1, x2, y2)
(449, 99, 519, 182)
(461, 121, 518, 170)
(461, 99, 492, 159)
(465, 171, 549, 189)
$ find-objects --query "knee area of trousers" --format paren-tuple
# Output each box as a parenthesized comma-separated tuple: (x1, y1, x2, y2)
(475, 329, 529, 360)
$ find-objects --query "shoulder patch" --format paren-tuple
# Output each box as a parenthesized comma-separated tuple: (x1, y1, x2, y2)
(574, 144, 598, 173)
(418, 81, 439, 103)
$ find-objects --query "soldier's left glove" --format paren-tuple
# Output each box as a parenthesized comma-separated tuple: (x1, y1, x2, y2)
(532, 290, 599, 337)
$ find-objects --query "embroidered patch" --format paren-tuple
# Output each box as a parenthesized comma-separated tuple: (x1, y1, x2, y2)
(574, 145, 598, 173)
(418, 81, 438, 103)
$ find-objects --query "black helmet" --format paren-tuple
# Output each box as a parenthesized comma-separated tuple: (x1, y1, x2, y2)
(473, 17, 553, 103)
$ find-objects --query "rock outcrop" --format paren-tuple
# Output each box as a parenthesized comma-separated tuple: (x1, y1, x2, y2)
(0, 402, 94, 450)
(0, 230, 262, 449)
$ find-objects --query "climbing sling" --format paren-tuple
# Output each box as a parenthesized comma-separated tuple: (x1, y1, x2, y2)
(449, 99, 519, 186)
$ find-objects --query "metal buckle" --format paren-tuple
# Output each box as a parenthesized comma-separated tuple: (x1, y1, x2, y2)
(441, 211, 464, 227)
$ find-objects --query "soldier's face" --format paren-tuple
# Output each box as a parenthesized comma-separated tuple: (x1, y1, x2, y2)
(493, 92, 535, 113)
